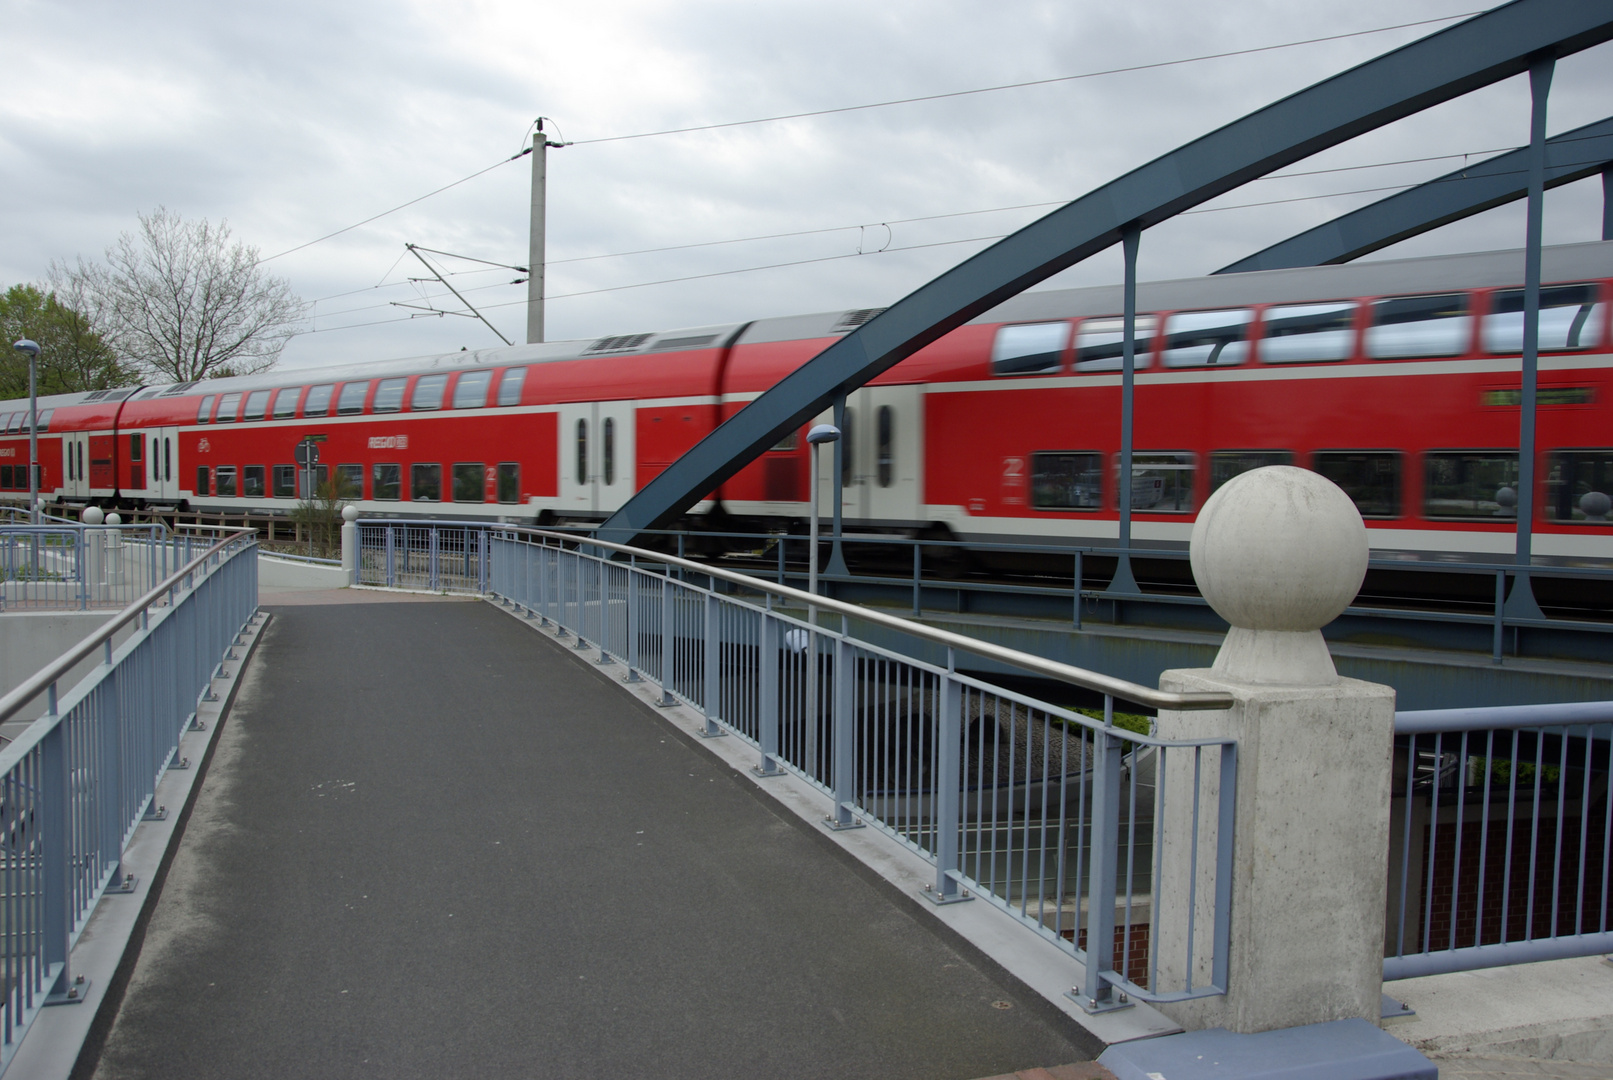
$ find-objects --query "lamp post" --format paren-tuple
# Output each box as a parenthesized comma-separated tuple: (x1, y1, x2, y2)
(806, 424, 841, 604)
(12, 339, 40, 525)
(804, 423, 840, 776)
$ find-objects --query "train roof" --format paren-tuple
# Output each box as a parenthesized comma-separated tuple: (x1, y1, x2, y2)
(2, 239, 1610, 414)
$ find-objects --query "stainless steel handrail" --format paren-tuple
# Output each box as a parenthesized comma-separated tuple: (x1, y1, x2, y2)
(499, 526, 1235, 711)
(0, 529, 256, 732)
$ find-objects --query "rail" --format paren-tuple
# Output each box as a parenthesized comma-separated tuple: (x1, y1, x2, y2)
(472, 525, 1237, 1013)
(1386, 701, 1613, 979)
(0, 529, 258, 1072)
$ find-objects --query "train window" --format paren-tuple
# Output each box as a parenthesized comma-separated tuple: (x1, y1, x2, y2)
(1424, 451, 1519, 519)
(215, 466, 237, 497)
(575, 419, 588, 485)
(991, 322, 1068, 375)
(0, 466, 10, 488)
(372, 378, 407, 414)
(410, 463, 442, 501)
(1210, 450, 1294, 492)
(1483, 283, 1606, 354)
(1366, 294, 1471, 359)
(336, 382, 368, 415)
(411, 374, 447, 411)
(1161, 309, 1253, 368)
(372, 463, 401, 501)
(769, 432, 798, 452)
(1031, 452, 1102, 510)
(273, 465, 296, 498)
(453, 370, 493, 409)
(336, 464, 363, 498)
(1074, 315, 1157, 372)
(1545, 450, 1613, 522)
(1119, 452, 1197, 513)
(497, 463, 520, 503)
(272, 388, 299, 419)
(1259, 302, 1357, 363)
(304, 384, 334, 417)
(243, 466, 265, 498)
(242, 390, 271, 421)
(164, 438, 171, 482)
(298, 464, 329, 499)
(129, 433, 142, 460)
(195, 466, 211, 497)
(35, 409, 50, 432)
(197, 395, 215, 423)
(216, 393, 241, 423)
(452, 463, 484, 503)
(603, 418, 616, 485)
(876, 405, 894, 488)
(0, 413, 11, 433)
(1312, 451, 1401, 518)
(497, 367, 525, 406)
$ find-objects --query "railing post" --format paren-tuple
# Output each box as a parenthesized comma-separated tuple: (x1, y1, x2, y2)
(1073, 550, 1083, 629)
(828, 635, 861, 829)
(658, 574, 675, 706)
(1492, 569, 1506, 663)
(911, 541, 921, 616)
(930, 663, 963, 901)
(700, 591, 723, 736)
(756, 613, 783, 776)
(428, 526, 440, 591)
(1079, 721, 1125, 1012)
(385, 526, 396, 588)
(624, 562, 641, 682)
(40, 698, 75, 1003)
(596, 557, 613, 664)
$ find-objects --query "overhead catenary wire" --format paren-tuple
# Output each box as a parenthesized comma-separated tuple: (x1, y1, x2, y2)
(267, 10, 1483, 268)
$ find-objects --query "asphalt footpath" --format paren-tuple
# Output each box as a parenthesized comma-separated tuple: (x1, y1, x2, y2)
(84, 594, 1098, 1080)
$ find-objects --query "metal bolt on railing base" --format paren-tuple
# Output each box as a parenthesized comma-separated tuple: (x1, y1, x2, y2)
(109, 872, 138, 894)
(621, 669, 641, 684)
(825, 805, 866, 832)
(170, 756, 191, 770)
(202, 688, 219, 702)
(697, 722, 727, 739)
(189, 714, 206, 731)
(144, 804, 168, 822)
(751, 759, 784, 779)
(225, 650, 240, 661)
(1068, 988, 1134, 1015)
(46, 974, 90, 1007)
(920, 881, 973, 906)
(595, 653, 614, 666)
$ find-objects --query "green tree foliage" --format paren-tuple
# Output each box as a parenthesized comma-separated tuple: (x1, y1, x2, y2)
(0, 283, 137, 399)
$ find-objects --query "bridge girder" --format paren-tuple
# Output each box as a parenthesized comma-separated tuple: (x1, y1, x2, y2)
(599, 0, 1613, 547)
(1216, 115, 1613, 274)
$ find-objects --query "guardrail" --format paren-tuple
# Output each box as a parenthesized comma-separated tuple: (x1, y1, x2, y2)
(1386, 701, 1613, 980)
(357, 521, 489, 593)
(0, 530, 258, 1073)
(1, 525, 221, 612)
(484, 526, 1237, 1013)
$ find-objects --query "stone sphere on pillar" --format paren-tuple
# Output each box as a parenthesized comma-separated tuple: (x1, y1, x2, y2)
(105, 512, 121, 526)
(83, 506, 105, 525)
(1190, 466, 1368, 684)
(342, 504, 359, 522)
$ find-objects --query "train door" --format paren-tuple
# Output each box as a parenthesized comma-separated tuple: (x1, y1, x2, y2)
(838, 385, 923, 526)
(148, 427, 180, 502)
(61, 433, 90, 500)
(558, 402, 637, 516)
(557, 403, 598, 514)
(595, 402, 635, 514)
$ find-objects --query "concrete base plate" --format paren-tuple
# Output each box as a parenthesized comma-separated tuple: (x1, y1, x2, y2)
(1098, 1019, 1435, 1080)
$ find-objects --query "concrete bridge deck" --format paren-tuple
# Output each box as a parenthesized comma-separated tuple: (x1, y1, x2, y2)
(83, 589, 1099, 1080)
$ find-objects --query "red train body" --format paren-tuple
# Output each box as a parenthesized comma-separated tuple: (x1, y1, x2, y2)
(3, 240, 1611, 564)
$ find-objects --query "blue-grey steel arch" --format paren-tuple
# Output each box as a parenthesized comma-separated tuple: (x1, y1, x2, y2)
(598, 0, 1613, 546)
(1216, 115, 1613, 274)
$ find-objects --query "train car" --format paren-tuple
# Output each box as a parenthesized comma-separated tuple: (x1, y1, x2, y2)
(1, 239, 1609, 566)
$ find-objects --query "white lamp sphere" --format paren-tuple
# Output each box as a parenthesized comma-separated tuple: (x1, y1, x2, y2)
(105, 512, 121, 526)
(1190, 466, 1368, 633)
(82, 506, 105, 525)
(342, 504, 359, 522)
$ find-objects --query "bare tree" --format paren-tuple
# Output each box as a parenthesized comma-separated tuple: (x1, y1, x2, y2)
(55, 207, 306, 383)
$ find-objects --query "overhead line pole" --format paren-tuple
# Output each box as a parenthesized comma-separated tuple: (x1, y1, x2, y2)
(526, 118, 570, 344)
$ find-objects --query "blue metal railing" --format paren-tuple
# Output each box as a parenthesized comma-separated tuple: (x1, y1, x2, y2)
(0, 530, 258, 1073)
(1386, 701, 1613, 980)
(483, 526, 1238, 1014)
(356, 520, 489, 593)
(1, 525, 221, 612)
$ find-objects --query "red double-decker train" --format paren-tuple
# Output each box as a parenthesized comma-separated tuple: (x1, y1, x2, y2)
(3, 240, 1610, 565)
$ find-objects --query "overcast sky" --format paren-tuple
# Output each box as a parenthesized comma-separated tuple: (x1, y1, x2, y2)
(3, 0, 1610, 372)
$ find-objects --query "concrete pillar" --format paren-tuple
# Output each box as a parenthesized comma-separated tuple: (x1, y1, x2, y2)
(340, 504, 359, 586)
(1152, 466, 1395, 1034)
(104, 512, 123, 589)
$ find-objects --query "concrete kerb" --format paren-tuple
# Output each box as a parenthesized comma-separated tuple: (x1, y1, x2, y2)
(5, 609, 271, 1080)
(483, 595, 1179, 1053)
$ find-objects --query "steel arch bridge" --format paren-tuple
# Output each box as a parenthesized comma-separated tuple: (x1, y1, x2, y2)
(599, 0, 1613, 548)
